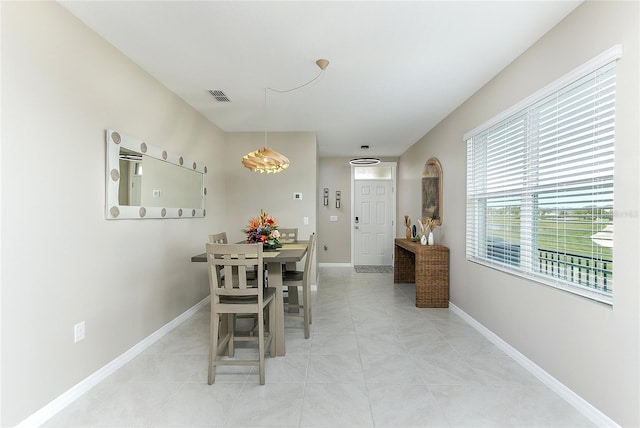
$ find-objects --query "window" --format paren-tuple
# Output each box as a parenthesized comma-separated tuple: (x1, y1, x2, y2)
(354, 166, 393, 180)
(465, 46, 621, 304)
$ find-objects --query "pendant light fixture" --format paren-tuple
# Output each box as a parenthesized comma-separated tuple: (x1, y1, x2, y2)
(349, 158, 381, 166)
(242, 59, 330, 173)
(349, 144, 380, 166)
(242, 145, 290, 173)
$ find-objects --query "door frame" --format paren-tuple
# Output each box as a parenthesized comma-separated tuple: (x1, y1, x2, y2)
(350, 161, 397, 266)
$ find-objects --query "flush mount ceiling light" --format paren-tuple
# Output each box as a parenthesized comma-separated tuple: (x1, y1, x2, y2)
(349, 157, 381, 166)
(242, 59, 329, 174)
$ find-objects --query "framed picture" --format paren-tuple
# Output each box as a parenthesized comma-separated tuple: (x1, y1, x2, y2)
(421, 157, 442, 225)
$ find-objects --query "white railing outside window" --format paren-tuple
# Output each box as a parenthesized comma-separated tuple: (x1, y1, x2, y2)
(465, 46, 621, 304)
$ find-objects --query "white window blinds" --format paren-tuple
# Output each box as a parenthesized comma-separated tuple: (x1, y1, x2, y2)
(466, 49, 619, 303)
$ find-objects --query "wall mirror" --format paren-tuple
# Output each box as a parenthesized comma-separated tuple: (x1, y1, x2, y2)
(105, 129, 207, 219)
(421, 157, 442, 225)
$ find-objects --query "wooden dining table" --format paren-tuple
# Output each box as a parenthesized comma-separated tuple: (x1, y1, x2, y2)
(191, 240, 309, 356)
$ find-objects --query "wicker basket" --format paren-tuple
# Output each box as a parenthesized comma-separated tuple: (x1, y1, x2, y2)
(394, 239, 449, 308)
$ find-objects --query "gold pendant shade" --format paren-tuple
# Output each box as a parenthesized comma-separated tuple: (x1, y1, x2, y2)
(241, 147, 290, 173)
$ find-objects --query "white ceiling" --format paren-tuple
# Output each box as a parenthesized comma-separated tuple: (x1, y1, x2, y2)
(60, 1, 581, 158)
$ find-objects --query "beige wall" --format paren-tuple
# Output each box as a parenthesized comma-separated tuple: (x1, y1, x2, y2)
(398, 1, 639, 425)
(317, 158, 353, 263)
(223, 132, 318, 274)
(317, 157, 399, 265)
(1, 2, 226, 425)
(223, 132, 317, 241)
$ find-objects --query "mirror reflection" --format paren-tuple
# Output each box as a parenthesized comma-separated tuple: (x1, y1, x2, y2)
(118, 148, 203, 208)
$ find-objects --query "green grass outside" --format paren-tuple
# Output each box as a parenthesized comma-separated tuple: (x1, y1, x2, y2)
(487, 213, 613, 292)
(487, 214, 612, 260)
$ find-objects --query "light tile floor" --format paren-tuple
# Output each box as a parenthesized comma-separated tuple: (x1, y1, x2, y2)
(45, 267, 595, 427)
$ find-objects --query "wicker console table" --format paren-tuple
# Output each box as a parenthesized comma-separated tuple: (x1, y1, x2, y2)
(394, 238, 449, 308)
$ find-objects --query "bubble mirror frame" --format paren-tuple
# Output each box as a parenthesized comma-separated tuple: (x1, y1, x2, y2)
(105, 129, 207, 219)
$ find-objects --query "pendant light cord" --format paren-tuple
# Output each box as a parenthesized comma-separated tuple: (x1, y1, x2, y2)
(264, 66, 326, 146)
(267, 67, 326, 94)
(251, 59, 329, 171)
(264, 88, 268, 147)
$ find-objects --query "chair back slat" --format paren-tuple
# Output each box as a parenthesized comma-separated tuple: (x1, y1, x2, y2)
(206, 243, 263, 297)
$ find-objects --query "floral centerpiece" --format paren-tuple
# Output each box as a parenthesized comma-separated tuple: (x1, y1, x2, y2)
(244, 210, 282, 249)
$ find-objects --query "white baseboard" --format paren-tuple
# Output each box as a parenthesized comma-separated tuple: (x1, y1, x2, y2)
(449, 302, 620, 428)
(16, 296, 211, 428)
(318, 262, 353, 268)
(21, 296, 616, 427)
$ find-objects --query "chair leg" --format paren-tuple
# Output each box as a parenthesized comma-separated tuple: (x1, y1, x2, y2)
(302, 284, 310, 339)
(257, 308, 265, 385)
(309, 286, 312, 324)
(227, 313, 235, 357)
(268, 299, 276, 357)
(250, 314, 258, 336)
(208, 307, 219, 385)
(287, 286, 300, 313)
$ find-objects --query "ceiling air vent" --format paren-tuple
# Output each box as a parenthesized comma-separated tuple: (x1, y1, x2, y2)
(208, 90, 230, 102)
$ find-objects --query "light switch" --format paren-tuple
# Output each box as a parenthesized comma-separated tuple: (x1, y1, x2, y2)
(303, 216, 309, 225)
(293, 192, 303, 200)
(152, 190, 161, 198)
(330, 216, 338, 222)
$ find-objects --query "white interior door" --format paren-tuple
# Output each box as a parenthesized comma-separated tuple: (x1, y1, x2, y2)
(354, 179, 393, 266)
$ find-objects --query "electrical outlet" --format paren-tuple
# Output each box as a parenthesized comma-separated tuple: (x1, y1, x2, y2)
(74, 321, 85, 343)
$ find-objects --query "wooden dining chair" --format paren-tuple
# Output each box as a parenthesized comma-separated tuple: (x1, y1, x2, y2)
(208, 227, 267, 293)
(208, 231, 264, 336)
(206, 242, 275, 384)
(282, 233, 315, 338)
